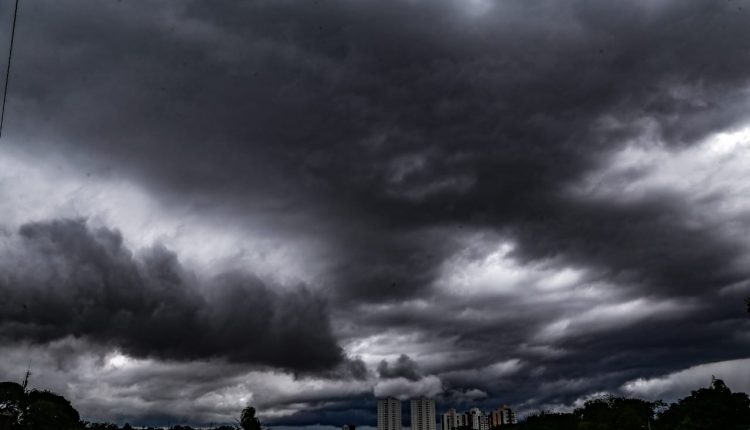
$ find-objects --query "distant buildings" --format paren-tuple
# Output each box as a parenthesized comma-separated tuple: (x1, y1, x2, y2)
(440, 408, 465, 430)
(377, 398, 515, 430)
(377, 397, 403, 430)
(411, 398, 436, 430)
(465, 408, 488, 430)
(342, 425, 356, 430)
(440, 405, 516, 430)
(489, 406, 516, 427)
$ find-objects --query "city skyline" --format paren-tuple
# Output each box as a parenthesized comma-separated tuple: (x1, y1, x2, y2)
(376, 397, 514, 430)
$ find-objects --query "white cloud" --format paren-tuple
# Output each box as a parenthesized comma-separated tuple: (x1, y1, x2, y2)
(436, 235, 593, 298)
(0, 145, 323, 288)
(535, 298, 693, 342)
(0, 340, 374, 425)
(623, 357, 750, 401)
(572, 122, 750, 241)
(439, 359, 523, 386)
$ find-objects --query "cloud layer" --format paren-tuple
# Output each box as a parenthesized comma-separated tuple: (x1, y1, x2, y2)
(0, 219, 342, 372)
(0, 0, 749, 426)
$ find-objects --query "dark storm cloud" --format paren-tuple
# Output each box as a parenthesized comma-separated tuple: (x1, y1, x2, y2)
(378, 354, 422, 381)
(348, 287, 749, 414)
(6, 0, 750, 305)
(508, 195, 750, 296)
(301, 356, 370, 381)
(2, 0, 750, 425)
(266, 399, 377, 428)
(0, 219, 343, 372)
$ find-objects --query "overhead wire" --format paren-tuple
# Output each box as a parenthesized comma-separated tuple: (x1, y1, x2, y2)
(0, 0, 20, 139)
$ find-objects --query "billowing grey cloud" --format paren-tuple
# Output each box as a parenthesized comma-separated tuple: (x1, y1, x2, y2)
(378, 354, 422, 381)
(0, 219, 343, 372)
(5, 0, 750, 307)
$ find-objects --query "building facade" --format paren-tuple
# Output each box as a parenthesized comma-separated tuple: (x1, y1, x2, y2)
(441, 408, 464, 430)
(466, 408, 489, 430)
(411, 398, 436, 430)
(377, 397, 402, 430)
(489, 406, 516, 427)
(442, 406, 515, 430)
(442, 408, 489, 430)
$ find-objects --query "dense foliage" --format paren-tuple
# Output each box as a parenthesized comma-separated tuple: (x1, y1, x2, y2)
(657, 379, 750, 430)
(1, 378, 749, 430)
(507, 379, 750, 430)
(0, 382, 80, 430)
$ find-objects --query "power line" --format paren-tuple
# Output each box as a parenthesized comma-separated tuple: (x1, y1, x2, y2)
(0, 0, 20, 139)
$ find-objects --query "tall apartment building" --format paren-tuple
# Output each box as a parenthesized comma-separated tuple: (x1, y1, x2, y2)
(441, 408, 464, 430)
(377, 397, 402, 430)
(489, 406, 516, 427)
(466, 408, 489, 430)
(411, 398, 436, 430)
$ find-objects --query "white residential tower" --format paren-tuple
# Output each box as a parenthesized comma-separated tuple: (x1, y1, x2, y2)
(411, 398, 436, 430)
(378, 397, 402, 430)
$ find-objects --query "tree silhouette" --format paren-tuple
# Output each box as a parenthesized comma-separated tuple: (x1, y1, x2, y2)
(22, 389, 81, 430)
(657, 378, 750, 430)
(240, 406, 262, 430)
(0, 382, 25, 430)
(0, 382, 82, 430)
(574, 396, 660, 430)
(522, 411, 578, 430)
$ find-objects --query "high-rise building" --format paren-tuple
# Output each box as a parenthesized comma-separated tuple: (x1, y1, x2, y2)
(466, 408, 488, 430)
(441, 408, 464, 430)
(479, 413, 489, 430)
(489, 406, 516, 427)
(378, 397, 402, 430)
(443, 407, 492, 430)
(411, 398, 436, 430)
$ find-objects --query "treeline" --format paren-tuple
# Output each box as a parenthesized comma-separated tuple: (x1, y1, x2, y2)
(0, 380, 262, 430)
(2, 378, 750, 430)
(504, 378, 750, 430)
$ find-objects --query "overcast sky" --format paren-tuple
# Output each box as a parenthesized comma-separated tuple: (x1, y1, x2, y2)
(1, 0, 750, 427)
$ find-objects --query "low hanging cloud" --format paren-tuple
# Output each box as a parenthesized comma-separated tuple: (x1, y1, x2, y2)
(377, 354, 422, 381)
(373, 375, 444, 400)
(0, 218, 343, 372)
